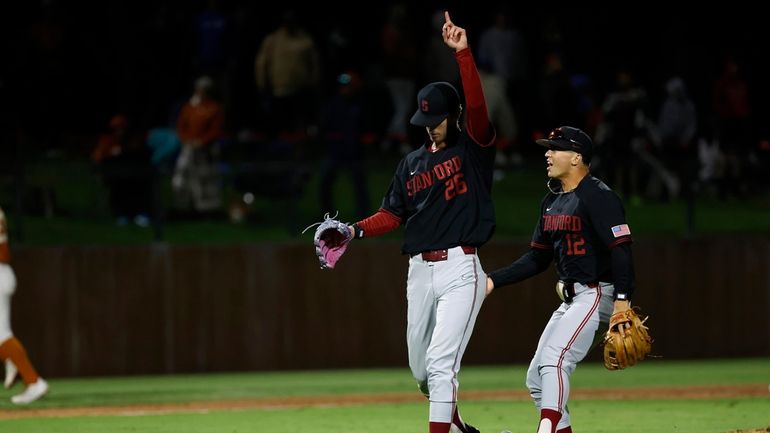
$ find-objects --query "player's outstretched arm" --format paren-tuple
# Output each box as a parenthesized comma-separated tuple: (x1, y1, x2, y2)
(486, 248, 554, 296)
(444, 11, 492, 145)
(348, 209, 402, 240)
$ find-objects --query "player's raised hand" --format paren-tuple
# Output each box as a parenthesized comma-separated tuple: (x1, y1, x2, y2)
(442, 11, 468, 52)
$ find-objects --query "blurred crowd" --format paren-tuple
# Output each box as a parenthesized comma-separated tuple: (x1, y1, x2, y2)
(3, 1, 769, 227)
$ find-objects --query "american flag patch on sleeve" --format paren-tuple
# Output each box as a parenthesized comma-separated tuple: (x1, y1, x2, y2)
(611, 224, 631, 238)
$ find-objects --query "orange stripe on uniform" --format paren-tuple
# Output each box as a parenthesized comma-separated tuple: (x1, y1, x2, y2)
(0, 245, 10, 264)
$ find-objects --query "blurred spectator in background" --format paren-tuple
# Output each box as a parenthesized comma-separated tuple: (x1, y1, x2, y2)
(712, 55, 751, 198)
(657, 76, 697, 200)
(172, 76, 224, 217)
(192, 0, 234, 130)
(539, 51, 580, 133)
(92, 115, 153, 226)
(595, 69, 648, 204)
(92, 115, 129, 164)
(146, 126, 182, 174)
(255, 9, 320, 140)
(571, 74, 603, 138)
(476, 7, 524, 171)
(380, 2, 417, 155)
(318, 71, 371, 220)
(696, 122, 724, 197)
(477, 7, 528, 95)
(423, 9, 460, 85)
(478, 62, 519, 175)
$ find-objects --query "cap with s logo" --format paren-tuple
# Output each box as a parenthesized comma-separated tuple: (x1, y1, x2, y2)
(410, 82, 460, 128)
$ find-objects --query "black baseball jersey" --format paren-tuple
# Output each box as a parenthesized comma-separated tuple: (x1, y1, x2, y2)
(531, 175, 632, 284)
(381, 131, 496, 255)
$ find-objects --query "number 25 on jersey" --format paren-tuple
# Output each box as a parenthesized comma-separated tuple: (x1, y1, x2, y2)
(444, 173, 468, 200)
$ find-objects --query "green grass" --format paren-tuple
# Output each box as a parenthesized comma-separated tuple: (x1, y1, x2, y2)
(3, 399, 769, 433)
(4, 399, 770, 433)
(3, 156, 770, 245)
(0, 358, 764, 409)
(572, 357, 770, 388)
(0, 358, 768, 432)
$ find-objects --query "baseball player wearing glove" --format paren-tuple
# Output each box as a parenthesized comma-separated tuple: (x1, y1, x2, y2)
(322, 12, 497, 433)
(0, 206, 49, 404)
(486, 126, 650, 433)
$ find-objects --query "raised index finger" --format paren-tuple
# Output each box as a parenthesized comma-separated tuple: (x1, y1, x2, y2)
(444, 10, 452, 25)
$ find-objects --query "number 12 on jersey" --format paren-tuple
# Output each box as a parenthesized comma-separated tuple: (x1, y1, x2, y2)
(565, 233, 586, 255)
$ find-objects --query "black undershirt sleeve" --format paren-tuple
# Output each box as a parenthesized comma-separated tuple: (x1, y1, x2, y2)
(610, 242, 635, 300)
(488, 248, 554, 289)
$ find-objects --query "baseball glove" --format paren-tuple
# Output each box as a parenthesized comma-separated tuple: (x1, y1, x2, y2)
(303, 213, 353, 269)
(603, 307, 653, 370)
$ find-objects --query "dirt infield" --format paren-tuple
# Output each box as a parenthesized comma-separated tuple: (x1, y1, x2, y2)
(0, 383, 767, 420)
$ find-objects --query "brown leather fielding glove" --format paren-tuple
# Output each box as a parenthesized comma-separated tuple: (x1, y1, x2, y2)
(603, 307, 653, 370)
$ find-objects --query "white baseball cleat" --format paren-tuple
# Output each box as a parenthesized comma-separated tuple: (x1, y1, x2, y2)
(4, 360, 18, 389)
(11, 378, 48, 404)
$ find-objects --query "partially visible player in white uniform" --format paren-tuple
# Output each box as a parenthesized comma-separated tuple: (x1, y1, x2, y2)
(0, 206, 49, 404)
(347, 11, 497, 433)
(486, 127, 636, 433)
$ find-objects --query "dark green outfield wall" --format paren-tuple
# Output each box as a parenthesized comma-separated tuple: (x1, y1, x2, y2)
(10, 238, 769, 376)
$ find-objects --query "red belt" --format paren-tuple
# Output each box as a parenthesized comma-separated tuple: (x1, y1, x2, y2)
(415, 246, 477, 262)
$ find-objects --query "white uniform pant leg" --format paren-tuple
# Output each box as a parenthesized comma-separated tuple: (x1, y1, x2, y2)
(406, 257, 436, 398)
(534, 284, 614, 429)
(0, 264, 17, 343)
(426, 249, 485, 423)
(526, 304, 567, 410)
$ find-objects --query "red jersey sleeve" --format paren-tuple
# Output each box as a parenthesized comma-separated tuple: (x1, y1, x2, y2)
(356, 208, 402, 238)
(456, 48, 493, 146)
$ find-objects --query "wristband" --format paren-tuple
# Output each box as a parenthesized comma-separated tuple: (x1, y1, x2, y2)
(352, 223, 364, 239)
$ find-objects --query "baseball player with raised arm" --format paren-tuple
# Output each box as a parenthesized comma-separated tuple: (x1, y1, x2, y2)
(0, 206, 49, 404)
(347, 11, 496, 433)
(486, 126, 636, 433)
